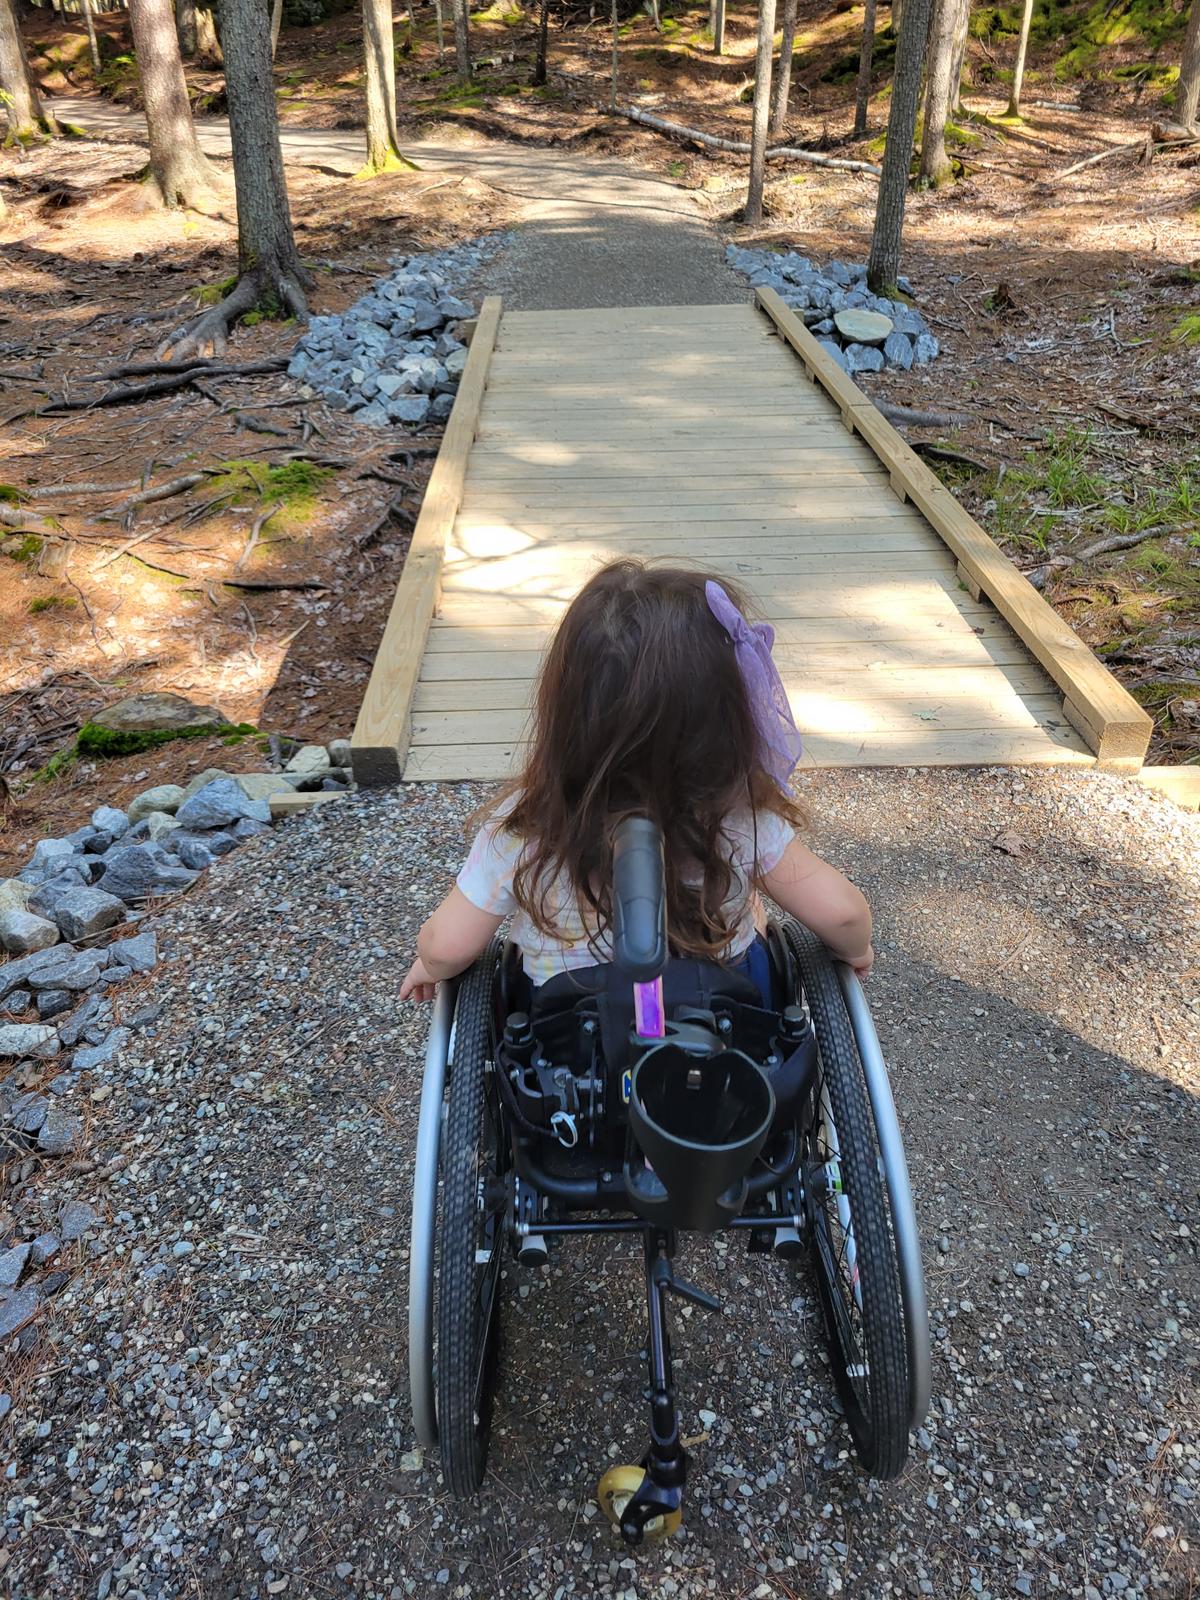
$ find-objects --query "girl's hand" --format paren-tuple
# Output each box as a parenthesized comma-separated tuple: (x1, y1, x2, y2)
(400, 957, 438, 1003)
(847, 945, 875, 981)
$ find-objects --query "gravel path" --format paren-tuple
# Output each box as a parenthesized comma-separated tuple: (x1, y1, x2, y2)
(6, 767, 1198, 1599)
(50, 97, 745, 308)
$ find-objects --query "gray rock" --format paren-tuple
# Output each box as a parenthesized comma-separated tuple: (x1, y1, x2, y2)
(35, 989, 73, 1021)
(10, 1093, 48, 1133)
(444, 348, 469, 378)
(0, 946, 63, 1002)
(29, 1234, 59, 1266)
(170, 834, 215, 871)
(45, 1071, 74, 1095)
(90, 805, 129, 837)
(231, 773, 300, 803)
(3, 991, 30, 1015)
(73, 1028, 130, 1071)
(436, 295, 474, 319)
(285, 744, 330, 776)
(59, 1200, 98, 1241)
(28, 950, 102, 994)
(175, 779, 270, 830)
(28, 869, 92, 918)
(142, 811, 179, 844)
(429, 393, 455, 422)
(51, 887, 125, 943)
(230, 817, 271, 841)
(356, 402, 390, 428)
(127, 787, 188, 825)
(375, 372, 408, 399)
(834, 308, 893, 346)
(827, 260, 853, 287)
(82, 830, 116, 856)
(128, 1002, 163, 1029)
(0, 1243, 30, 1288)
(95, 845, 196, 905)
(0, 908, 60, 956)
(388, 395, 431, 424)
(106, 931, 157, 973)
(0, 879, 35, 917)
(327, 739, 352, 767)
(28, 838, 76, 876)
(913, 331, 940, 365)
(100, 965, 131, 987)
(91, 691, 230, 736)
(843, 342, 886, 374)
(38, 1105, 82, 1155)
(0, 1284, 42, 1341)
(0, 1023, 58, 1060)
(181, 768, 234, 802)
(58, 995, 107, 1048)
(816, 338, 848, 371)
(883, 331, 915, 370)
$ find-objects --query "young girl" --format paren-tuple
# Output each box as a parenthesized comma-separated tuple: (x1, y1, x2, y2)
(400, 560, 873, 1002)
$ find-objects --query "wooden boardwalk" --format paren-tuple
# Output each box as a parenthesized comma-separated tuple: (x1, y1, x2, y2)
(352, 296, 1152, 786)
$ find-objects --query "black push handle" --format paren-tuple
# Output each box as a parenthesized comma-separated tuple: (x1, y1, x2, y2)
(612, 816, 668, 983)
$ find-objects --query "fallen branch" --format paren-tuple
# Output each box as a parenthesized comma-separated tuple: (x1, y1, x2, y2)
(106, 472, 210, 519)
(35, 359, 289, 416)
(1051, 132, 1200, 181)
(615, 105, 883, 175)
(32, 479, 141, 498)
(911, 442, 990, 472)
(1075, 524, 1181, 562)
(876, 401, 971, 428)
(234, 503, 281, 572)
(200, 577, 329, 592)
(91, 523, 172, 573)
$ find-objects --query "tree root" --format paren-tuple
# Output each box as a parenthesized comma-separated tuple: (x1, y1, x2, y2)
(614, 104, 883, 175)
(33, 359, 288, 417)
(159, 268, 310, 363)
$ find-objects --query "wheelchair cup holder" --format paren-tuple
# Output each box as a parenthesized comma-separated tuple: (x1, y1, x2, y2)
(626, 1040, 776, 1233)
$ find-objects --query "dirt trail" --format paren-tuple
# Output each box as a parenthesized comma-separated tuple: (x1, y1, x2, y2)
(51, 95, 745, 309)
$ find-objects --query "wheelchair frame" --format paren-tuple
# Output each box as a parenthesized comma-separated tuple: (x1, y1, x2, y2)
(409, 925, 931, 1544)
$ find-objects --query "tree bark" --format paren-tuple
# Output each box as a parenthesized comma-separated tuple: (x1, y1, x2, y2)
(712, 0, 725, 55)
(1179, 0, 1200, 132)
(433, 0, 445, 57)
(867, 0, 934, 292)
(770, 0, 797, 137)
(610, 0, 618, 109)
(271, 0, 283, 57)
(0, 0, 56, 137)
(451, 0, 470, 82)
(128, 0, 220, 206)
(916, 0, 962, 187)
(195, 4, 221, 62)
(745, 0, 777, 223)
(891, 0, 903, 36)
(947, 0, 968, 114)
(533, 0, 549, 85)
(853, 0, 877, 135)
(362, 0, 414, 171)
(176, 0, 196, 55)
(162, 0, 311, 358)
(81, 0, 102, 76)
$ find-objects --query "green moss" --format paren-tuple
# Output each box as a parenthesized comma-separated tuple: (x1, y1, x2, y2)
(193, 273, 239, 308)
(0, 484, 25, 504)
(76, 720, 257, 759)
(5, 534, 43, 563)
(1169, 313, 1200, 347)
(945, 121, 983, 149)
(28, 595, 77, 614)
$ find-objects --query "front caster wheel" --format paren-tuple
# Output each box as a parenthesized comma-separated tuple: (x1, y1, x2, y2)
(597, 1465, 683, 1544)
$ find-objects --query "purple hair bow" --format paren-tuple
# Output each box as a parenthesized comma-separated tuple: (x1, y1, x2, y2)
(706, 580, 803, 786)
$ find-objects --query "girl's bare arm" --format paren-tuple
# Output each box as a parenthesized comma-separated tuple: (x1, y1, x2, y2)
(400, 888, 505, 1000)
(760, 839, 874, 977)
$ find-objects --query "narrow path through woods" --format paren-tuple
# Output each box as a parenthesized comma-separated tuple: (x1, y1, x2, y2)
(51, 95, 746, 308)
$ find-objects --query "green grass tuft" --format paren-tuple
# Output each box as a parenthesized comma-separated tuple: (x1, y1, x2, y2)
(28, 595, 77, 614)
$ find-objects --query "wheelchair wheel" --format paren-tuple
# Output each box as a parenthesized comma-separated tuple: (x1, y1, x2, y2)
(783, 921, 910, 1479)
(436, 937, 508, 1495)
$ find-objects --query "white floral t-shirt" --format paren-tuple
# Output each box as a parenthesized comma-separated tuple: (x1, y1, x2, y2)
(456, 809, 794, 984)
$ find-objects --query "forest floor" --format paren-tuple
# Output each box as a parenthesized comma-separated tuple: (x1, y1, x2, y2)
(2, 0, 1199, 877)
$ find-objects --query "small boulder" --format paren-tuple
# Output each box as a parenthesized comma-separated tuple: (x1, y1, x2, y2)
(843, 342, 886, 374)
(0, 946, 63, 1002)
(0, 880, 35, 917)
(388, 395, 431, 425)
(90, 805, 129, 838)
(0, 1243, 30, 1288)
(181, 768, 234, 802)
(51, 887, 125, 943)
(73, 1028, 129, 1071)
(59, 1200, 97, 1241)
(232, 772, 299, 804)
(90, 692, 230, 736)
(168, 834, 215, 871)
(285, 744, 330, 776)
(10, 1093, 49, 1134)
(58, 995, 108, 1048)
(35, 990, 73, 1022)
(175, 779, 270, 831)
(95, 845, 196, 906)
(0, 909, 60, 956)
(0, 1023, 58, 1060)
(127, 785, 186, 825)
(29, 1234, 59, 1266)
(913, 331, 940, 365)
(28, 950, 102, 994)
(0, 1284, 42, 1341)
(816, 338, 848, 371)
(833, 308, 893, 347)
(3, 991, 31, 1015)
(38, 1105, 83, 1156)
(28, 839, 76, 876)
(106, 931, 157, 974)
(230, 817, 270, 841)
(143, 812, 180, 844)
(883, 332, 915, 371)
(28, 870, 92, 919)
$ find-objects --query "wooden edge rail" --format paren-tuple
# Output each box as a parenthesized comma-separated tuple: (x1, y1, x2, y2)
(350, 295, 503, 786)
(1134, 766, 1200, 812)
(269, 790, 349, 817)
(754, 287, 1153, 767)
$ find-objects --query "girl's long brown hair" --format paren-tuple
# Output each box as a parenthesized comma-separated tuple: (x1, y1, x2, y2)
(483, 560, 805, 961)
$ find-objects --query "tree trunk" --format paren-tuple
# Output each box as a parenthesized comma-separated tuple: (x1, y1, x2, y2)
(270, 0, 283, 57)
(533, 0, 549, 85)
(0, 0, 56, 137)
(176, 0, 196, 55)
(433, 0, 445, 57)
(195, 4, 221, 62)
(162, 0, 311, 358)
(81, 0, 102, 76)
(891, 0, 903, 36)
(712, 0, 725, 55)
(770, 0, 797, 137)
(1178, 0, 1200, 132)
(853, 0, 877, 135)
(451, 0, 469, 82)
(1006, 0, 1033, 116)
(745, 0, 777, 224)
(916, 0, 961, 187)
(947, 0, 968, 114)
(128, 0, 218, 206)
(867, 0, 934, 293)
(362, 0, 414, 171)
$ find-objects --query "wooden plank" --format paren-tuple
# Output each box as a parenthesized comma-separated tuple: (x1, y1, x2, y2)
(466, 449, 880, 478)
(413, 663, 1060, 712)
(269, 790, 349, 816)
(460, 480, 891, 512)
(404, 726, 1093, 781)
(456, 503, 919, 530)
(1134, 765, 1200, 810)
(450, 523, 960, 554)
(349, 295, 502, 786)
(444, 546, 956, 580)
(755, 287, 1152, 765)
(416, 634, 1040, 678)
(426, 613, 1019, 650)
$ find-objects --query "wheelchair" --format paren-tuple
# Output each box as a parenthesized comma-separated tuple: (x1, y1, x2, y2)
(409, 818, 931, 1545)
